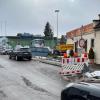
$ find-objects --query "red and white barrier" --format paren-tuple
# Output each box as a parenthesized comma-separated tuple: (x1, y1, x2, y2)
(59, 63, 84, 76)
(62, 57, 88, 66)
(60, 57, 88, 77)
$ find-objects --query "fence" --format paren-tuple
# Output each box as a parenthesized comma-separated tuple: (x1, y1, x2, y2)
(60, 57, 88, 77)
(62, 57, 88, 66)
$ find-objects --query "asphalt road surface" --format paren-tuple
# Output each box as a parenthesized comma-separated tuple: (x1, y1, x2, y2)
(0, 55, 68, 100)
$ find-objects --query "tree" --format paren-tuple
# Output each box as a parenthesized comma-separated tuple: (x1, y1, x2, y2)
(44, 22, 53, 39)
(60, 35, 66, 44)
(17, 33, 22, 37)
(88, 48, 95, 59)
(69, 49, 74, 57)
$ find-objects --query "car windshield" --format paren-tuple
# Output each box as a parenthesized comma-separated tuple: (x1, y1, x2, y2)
(19, 48, 31, 52)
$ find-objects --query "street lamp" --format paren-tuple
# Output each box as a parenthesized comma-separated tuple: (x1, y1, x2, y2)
(55, 9, 60, 44)
(0, 21, 2, 35)
(5, 20, 7, 36)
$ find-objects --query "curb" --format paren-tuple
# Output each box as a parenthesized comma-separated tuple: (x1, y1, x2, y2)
(32, 57, 62, 67)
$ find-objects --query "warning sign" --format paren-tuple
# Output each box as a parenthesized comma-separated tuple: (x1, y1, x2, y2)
(56, 44, 74, 51)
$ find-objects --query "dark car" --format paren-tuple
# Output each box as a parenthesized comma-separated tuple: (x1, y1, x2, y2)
(61, 82, 100, 100)
(9, 47, 32, 61)
(53, 49, 60, 55)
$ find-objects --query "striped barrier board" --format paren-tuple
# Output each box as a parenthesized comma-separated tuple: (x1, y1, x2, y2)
(59, 63, 84, 76)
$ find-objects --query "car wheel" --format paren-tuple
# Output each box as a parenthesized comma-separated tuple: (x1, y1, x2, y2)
(9, 55, 11, 59)
(28, 57, 32, 61)
(16, 56, 19, 61)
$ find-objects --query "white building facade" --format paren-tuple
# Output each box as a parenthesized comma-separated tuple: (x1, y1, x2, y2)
(66, 14, 100, 64)
(93, 15, 100, 64)
(74, 32, 95, 53)
(67, 23, 95, 54)
(95, 30, 100, 64)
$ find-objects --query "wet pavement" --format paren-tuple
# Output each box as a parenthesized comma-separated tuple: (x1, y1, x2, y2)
(91, 64, 100, 70)
(0, 55, 68, 100)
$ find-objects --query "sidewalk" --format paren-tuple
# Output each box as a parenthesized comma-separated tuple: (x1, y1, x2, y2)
(91, 64, 100, 70)
(32, 57, 62, 67)
(32, 57, 100, 71)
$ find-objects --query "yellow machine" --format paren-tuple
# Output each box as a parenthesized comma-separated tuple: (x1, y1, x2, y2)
(56, 44, 74, 51)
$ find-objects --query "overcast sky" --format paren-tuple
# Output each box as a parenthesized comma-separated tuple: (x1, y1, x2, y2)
(0, 0, 100, 37)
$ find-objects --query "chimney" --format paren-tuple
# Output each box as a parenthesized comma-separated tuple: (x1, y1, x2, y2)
(93, 20, 98, 28)
(98, 14, 100, 20)
(93, 14, 100, 28)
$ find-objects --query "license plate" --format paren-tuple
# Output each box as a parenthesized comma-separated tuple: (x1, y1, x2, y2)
(24, 53, 28, 54)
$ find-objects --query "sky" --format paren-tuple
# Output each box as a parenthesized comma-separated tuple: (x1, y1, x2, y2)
(0, 0, 100, 37)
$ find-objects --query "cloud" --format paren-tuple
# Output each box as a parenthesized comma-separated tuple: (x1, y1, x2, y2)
(0, 0, 100, 36)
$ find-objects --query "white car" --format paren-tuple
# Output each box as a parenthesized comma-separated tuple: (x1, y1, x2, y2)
(0, 49, 13, 55)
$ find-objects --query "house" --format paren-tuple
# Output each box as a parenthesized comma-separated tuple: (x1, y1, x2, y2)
(93, 14, 100, 64)
(66, 23, 95, 54)
(66, 14, 100, 64)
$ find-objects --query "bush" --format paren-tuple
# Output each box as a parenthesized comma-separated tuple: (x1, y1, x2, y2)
(69, 50, 74, 57)
(88, 48, 94, 59)
(53, 55, 58, 59)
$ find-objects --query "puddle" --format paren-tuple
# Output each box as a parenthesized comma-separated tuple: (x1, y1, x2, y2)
(21, 76, 59, 98)
(21, 76, 48, 93)
(0, 65, 4, 68)
(0, 90, 7, 98)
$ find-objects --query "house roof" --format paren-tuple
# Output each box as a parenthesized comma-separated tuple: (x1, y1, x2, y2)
(66, 23, 93, 39)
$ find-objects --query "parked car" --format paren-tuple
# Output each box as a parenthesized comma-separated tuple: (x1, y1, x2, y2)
(0, 48, 13, 55)
(5, 49, 13, 55)
(53, 49, 60, 55)
(0, 49, 6, 55)
(61, 82, 100, 100)
(9, 47, 32, 61)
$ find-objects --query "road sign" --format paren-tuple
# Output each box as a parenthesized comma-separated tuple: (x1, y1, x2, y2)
(56, 44, 74, 51)
(79, 38, 85, 47)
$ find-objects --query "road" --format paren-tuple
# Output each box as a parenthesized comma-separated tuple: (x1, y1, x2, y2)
(0, 55, 68, 100)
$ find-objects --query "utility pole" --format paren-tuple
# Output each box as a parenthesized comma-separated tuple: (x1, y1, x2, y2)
(80, 25, 84, 39)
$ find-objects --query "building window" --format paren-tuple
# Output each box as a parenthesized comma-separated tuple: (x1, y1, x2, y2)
(75, 41, 78, 52)
(84, 40, 87, 52)
(91, 39, 94, 48)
